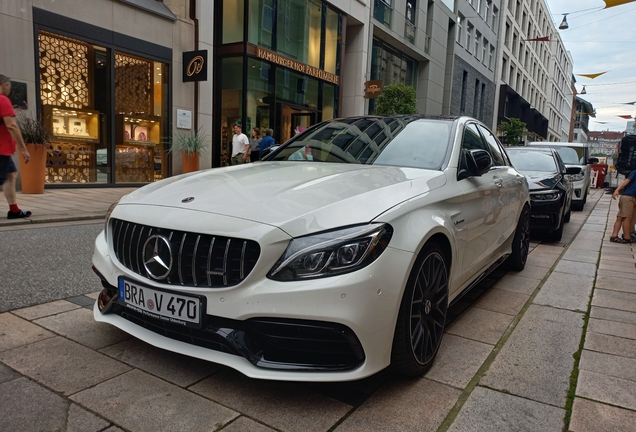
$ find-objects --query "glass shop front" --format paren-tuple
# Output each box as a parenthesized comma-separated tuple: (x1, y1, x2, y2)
(214, 0, 344, 165)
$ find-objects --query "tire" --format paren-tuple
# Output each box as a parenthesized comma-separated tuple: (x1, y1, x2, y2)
(506, 205, 530, 271)
(391, 243, 449, 377)
(564, 203, 571, 223)
(550, 214, 564, 241)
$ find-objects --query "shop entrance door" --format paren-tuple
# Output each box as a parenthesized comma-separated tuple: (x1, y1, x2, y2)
(278, 104, 316, 143)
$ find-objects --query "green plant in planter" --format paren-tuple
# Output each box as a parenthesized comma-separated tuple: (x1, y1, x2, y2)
(169, 127, 209, 156)
(15, 111, 51, 145)
(375, 83, 418, 115)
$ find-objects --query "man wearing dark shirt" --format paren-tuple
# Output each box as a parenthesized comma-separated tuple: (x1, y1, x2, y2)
(260, 128, 275, 154)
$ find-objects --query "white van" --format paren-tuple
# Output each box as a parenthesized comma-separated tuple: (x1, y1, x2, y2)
(527, 142, 597, 210)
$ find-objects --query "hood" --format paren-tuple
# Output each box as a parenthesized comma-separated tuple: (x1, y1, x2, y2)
(120, 162, 447, 237)
(521, 171, 561, 191)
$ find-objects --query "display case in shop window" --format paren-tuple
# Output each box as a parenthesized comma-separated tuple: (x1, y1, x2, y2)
(115, 114, 164, 182)
(42, 105, 101, 183)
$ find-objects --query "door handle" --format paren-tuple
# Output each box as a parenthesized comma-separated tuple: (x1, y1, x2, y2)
(494, 178, 503, 187)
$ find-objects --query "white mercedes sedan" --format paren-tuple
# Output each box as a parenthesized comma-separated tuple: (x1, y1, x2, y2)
(93, 115, 530, 382)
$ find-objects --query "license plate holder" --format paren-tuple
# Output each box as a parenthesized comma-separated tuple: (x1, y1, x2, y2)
(117, 278, 204, 329)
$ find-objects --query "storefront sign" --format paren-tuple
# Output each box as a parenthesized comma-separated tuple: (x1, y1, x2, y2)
(364, 80, 383, 99)
(182, 50, 207, 82)
(256, 48, 339, 85)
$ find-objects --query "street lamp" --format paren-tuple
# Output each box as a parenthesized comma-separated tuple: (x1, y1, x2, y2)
(559, 14, 569, 30)
(581, 85, 587, 94)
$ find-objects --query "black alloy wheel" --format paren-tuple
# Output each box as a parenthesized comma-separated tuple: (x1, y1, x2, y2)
(506, 205, 530, 271)
(392, 243, 449, 376)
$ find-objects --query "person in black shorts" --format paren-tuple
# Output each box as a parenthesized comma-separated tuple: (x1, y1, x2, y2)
(0, 74, 32, 219)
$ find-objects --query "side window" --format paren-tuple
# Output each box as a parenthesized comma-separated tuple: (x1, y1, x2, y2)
(462, 123, 490, 152)
(477, 124, 507, 166)
(460, 123, 490, 172)
(554, 152, 566, 173)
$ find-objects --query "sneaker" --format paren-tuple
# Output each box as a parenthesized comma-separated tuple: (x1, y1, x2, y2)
(7, 209, 32, 219)
(610, 236, 633, 244)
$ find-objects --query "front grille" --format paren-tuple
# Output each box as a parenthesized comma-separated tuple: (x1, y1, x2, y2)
(111, 219, 260, 288)
(111, 303, 365, 371)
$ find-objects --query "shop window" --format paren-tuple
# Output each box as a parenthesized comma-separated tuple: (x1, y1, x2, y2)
(324, 7, 340, 74)
(222, 0, 245, 43)
(39, 32, 98, 184)
(248, 0, 275, 49)
(114, 52, 168, 183)
(322, 83, 337, 121)
(277, 0, 322, 68)
(246, 58, 272, 142)
(219, 57, 244, 166)
(276, 68, 319, 110)
(369, 39, 417, 114)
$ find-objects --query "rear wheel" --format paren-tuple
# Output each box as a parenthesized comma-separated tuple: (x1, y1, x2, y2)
(391, 243, 449, 377)
(506, 205, 530, 271)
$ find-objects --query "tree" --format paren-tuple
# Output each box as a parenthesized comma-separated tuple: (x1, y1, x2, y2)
(375, 83, 418, 115)
(499, 118, 526, 146)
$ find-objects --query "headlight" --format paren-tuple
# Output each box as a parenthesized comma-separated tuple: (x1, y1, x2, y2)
(571, 173, 585, 182)
(268, 223, 393, 281)
(530, 191, 561, 202)
(104, 202, 118, 242)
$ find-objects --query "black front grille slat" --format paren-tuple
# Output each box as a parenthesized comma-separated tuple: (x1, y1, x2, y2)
(110, 219, 260, 288)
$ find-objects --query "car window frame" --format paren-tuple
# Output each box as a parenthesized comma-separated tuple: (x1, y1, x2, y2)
(476, 124, 509, 167)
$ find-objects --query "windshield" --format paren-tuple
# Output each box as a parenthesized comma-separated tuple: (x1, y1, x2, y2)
(508, 150, 557, 172)
(531, 145, 582, 164)
(268, 117, 452, 170)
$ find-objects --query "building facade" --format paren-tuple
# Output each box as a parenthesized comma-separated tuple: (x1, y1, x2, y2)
(545, 31, 573, 142)
(574, 97, 595, 143)
(1, 0, 204, 187)
(587, 131, 625, 156)
(451, 0, 501, 128)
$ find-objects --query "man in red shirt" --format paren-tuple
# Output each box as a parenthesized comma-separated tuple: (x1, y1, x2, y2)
(0, 74, 32, 219)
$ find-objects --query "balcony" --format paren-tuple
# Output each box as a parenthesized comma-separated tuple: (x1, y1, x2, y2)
(405, 20, 416, 44)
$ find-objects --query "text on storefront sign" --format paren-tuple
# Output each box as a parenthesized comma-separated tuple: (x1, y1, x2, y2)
(257, 48, 339, 85)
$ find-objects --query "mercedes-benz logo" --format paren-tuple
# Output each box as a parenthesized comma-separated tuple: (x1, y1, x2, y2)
(182, 197, 195, 203)
(142, 235, 173, 280)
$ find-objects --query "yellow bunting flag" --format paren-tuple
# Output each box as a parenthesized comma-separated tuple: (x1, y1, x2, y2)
(576, 72, 607, 79)
(604, 0, 636, 9)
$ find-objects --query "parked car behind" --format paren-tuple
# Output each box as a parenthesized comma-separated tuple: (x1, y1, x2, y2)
(93, 115, 530, 382)
(527, 142, 597, 210)
(507, 147, 579, 241)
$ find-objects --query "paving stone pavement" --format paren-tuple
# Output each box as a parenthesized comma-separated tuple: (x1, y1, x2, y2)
(1, 187, 635, 431)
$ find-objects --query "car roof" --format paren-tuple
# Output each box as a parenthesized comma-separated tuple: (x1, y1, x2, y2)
(507, 147, 555, 154)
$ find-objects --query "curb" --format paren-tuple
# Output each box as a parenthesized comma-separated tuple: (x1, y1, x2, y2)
(0, 214, 106, 228)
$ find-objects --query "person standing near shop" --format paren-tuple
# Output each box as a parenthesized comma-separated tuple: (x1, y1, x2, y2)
(610, 169, 636, 243)
(249, 127, 262, 162)
(260, 129, 275, 154)
(0, 74, 32, 219)
(231, 124, 250, 165)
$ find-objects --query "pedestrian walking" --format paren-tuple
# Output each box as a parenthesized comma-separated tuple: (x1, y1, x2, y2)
(249, 127, 262, 162)
(610, 169, 636, 243)
(0, 74, 32, 219)
(230, 124, 250, 165)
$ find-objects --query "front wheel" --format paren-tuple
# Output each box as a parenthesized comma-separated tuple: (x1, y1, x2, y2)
(506, 205, 530, 271)
(391, 243, 449, 377)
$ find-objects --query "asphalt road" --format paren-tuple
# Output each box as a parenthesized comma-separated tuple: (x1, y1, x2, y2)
(0, 222, 104, 313)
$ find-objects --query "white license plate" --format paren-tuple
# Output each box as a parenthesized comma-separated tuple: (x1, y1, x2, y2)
(118, 278, 202, 326)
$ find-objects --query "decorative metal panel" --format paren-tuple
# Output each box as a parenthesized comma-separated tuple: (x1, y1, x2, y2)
(38, 32, 90, 108)
(46, 142, 93, 183)
(115, 53, 152, 115)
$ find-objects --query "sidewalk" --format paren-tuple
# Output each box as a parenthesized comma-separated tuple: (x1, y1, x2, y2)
(0, 188, 137, 228)
(1, 187, 635, 431)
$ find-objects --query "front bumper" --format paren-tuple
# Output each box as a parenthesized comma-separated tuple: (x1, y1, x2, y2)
(529, 198, 564, 230)
(93, 230, 414, 382)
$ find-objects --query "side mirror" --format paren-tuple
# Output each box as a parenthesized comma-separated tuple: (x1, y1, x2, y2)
(587, 157, 599, 164)
(458, 149, 492, 180)
(566, 166, 582, 175)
